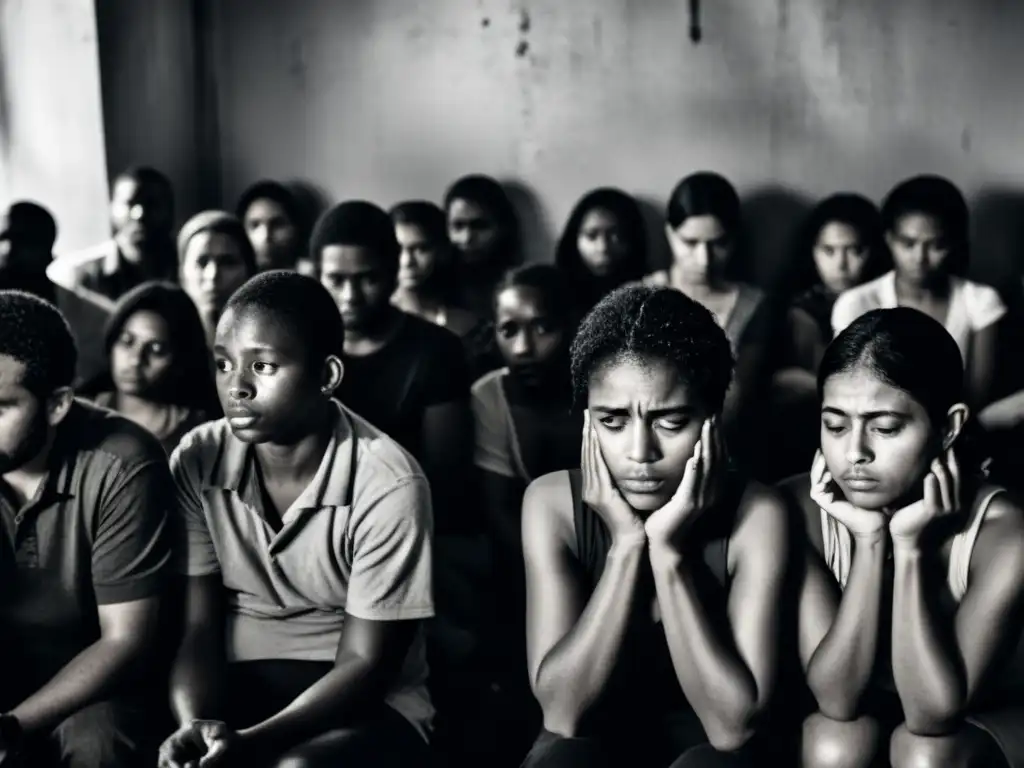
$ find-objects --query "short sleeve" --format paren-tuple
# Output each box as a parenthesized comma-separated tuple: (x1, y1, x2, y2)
(419, 326, 471, 407)
(92, 458, 173, 605)
(170, 439, 221, 577)
(471, 373, 516, 478)
(346, 477, 435, 622)
(965, 282, 1007, 331)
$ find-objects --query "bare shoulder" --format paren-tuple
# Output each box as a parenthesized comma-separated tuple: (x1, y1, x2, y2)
(971, 487, 1024, 575)
(730, 480, 791, 555)
(522, 470, 576, 544)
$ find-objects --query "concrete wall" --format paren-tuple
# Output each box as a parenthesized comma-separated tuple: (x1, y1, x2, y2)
(0, 0, 110, 252)
(206, 0, 1024, 288)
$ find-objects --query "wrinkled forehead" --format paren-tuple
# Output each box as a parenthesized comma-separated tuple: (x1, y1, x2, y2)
(588, 353, 694, 406)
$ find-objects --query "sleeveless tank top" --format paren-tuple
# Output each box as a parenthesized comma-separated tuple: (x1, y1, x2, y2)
(566, 469, 736, 719)
(820, 487, 1024, 698)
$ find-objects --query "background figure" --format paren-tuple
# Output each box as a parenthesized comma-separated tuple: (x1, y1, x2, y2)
(444, 174, 522, 319)
(470, 264, 582, 763)
(80, 281, 219, 453)
(555, 187, 648, 315)
(831, 175, 1006, 410)
(390, 199, 482, 338)
(764, 193, 889, 481)
(648, 171, 782, 473)
(47, 166, 178, 384)
(236, 179, 313, 274)
(177, 210, 258, 343)
(0, 201, 58, 303)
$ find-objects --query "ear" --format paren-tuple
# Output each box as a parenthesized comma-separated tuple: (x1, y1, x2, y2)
(942, 402, 970, 450)
(46, 387, 75, 427)
(320, 356, 344, 396)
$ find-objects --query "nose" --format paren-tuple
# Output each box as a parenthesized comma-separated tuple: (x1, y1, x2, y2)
(338, 279, 358, 305)
(626, 422, 659, 464)
(844, 426, 872, 465)
(250, 225, 269, 247)
(128, 204, 145, 222)
(399, 249, 415, 270)
(201, 261, 221, 288)
(510, 330, 534, 358)
(226, 369, 254, 401)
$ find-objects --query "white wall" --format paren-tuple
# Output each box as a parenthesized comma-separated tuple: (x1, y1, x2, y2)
(206, 0, 1024, 287)
(0, 0, 110, 252)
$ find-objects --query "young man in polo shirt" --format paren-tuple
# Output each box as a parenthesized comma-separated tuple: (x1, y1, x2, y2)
(0, 290, 172, 767)
(158, 271, 435, 767)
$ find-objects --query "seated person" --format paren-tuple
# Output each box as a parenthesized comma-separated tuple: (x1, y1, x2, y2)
(831, 176, 1006, 410)
(81, 281, 219, 453)
(0, 291, 172, 768)
(0, 201, 58, 303)
(646, 172, 782, 470)
(176, 211, 258, 344)
(236, 180, 312, 274)
(471, 265, 582, 759)
(158, 272, 435, 768)
(47, 167, 178, 383)
(313, 200, 474, 536)
(786, 308, 1024, 768)
(521, 285, 790, 767)
(555, 187, 649, 315)
(390, 200, 482, 338)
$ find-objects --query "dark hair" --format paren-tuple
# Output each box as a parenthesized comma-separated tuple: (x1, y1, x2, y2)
(570, 284, 735, 413)
(0, 290, 77, 397)
(309, 200, 400, 277)
(3, 202, 57, 249)
(99, 281, 218, 412)
(555, 187, 648, 295)
(494, 264, 575, 326)
(443, 174, 521, 265)
(223, 270, 345, 366)
(112, 166, 174, 208)
(819, 307, 963, 419)
(236, 180, 306, 241)
(789, 193, 890, 294)
(176, 210, 258, 276)
(881, 175, 970, 276)
(666, 172, 742, 233)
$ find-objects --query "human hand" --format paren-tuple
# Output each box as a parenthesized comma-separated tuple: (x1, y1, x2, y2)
(581, 410, 646, 543)
(157, 719, 238, 768)
(808, 450, 888, 539)
(645, 417, 723, 548)
(889, 448, 960, 546)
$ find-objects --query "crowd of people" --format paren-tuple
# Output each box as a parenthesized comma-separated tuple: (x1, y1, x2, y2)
(0, 168, 1022, 768)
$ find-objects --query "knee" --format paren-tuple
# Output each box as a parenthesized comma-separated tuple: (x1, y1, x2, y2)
(889, 723, 976, 768)
(801, 712, 880, 768)
(54, 701, 140, 768)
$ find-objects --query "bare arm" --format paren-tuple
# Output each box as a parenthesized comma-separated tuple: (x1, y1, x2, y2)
(523, 472, 646, 737)
(169, 575, 226, 724)
(648, 487, 789, 751)
(978, 389, 1024, 432)
(12, 597, 161, 734)
(239, 616, 418, 753)
(892, 500, 1024, 734)
(966, 324, 999, 410)
(800, 533, 888, 720)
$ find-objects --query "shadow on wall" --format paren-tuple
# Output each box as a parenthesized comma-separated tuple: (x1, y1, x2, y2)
(285, 179, 333, 236)
(971, 187, 1024, 295)
(635, 195, 673, 275)
(740, 185, 813, 293)
(503, 179, 554, 264)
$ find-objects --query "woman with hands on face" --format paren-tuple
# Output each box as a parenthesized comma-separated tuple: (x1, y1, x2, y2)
(520, 285, 791, 768)
(789, 307, 1024, 768)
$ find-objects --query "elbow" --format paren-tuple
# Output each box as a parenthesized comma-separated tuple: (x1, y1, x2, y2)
(706, 719, 756, 754)
(902, 698, 967, 738)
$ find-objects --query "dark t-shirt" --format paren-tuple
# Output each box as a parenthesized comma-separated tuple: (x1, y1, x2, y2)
(0, 400, 172, 686)
(338, 312, 471, 459)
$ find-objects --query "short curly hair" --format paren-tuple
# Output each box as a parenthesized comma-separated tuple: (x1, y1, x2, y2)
(570, 284, 734, 412)
(0, 290, 77, 397)
(221, 270, 344, 367)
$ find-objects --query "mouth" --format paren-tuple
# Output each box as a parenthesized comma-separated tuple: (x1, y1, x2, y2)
(618, 477, 666, 494)
(842, 475, 880, 491)
(226, 407, 260, 429)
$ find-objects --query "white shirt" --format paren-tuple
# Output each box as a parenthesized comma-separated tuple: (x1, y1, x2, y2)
(831, 271, 1006, 363)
